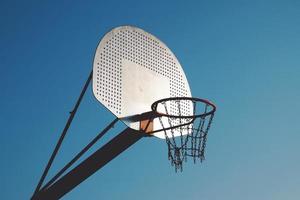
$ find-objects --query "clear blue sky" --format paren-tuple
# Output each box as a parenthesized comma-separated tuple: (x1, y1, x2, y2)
(1, 0, 300, 199)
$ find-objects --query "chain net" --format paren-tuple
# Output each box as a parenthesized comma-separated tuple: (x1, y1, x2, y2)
(155, 98, 215, 172)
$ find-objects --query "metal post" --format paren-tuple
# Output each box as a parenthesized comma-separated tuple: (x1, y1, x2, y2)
(33, 71, 92, 195)
(32, 128, 144, 200)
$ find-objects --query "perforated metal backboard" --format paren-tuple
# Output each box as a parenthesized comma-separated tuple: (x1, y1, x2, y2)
(92, 26, 192, 138)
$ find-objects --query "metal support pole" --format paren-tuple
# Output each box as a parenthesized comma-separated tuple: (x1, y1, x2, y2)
(33, 71, 92, 195)
(32, 128, 144, 200)
(40, 118, 119, 190)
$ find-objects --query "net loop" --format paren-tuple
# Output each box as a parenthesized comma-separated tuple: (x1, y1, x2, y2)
(151, 97, 216, 172)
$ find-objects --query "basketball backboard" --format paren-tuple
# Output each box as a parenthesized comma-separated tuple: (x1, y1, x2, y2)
(92, 26, 192, 138)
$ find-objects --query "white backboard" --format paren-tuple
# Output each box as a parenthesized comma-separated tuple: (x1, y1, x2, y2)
(93, 26, 192, 138)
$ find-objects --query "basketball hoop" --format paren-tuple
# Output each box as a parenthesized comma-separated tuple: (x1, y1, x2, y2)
(151, 97, 216, 172)
(32, 25, 219, 200)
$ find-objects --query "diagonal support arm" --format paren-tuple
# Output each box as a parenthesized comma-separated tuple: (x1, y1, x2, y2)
(33, 71, 92, 195)
(31, 128, 144, 200)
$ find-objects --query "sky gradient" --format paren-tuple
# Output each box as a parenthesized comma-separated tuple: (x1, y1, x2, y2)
(1, 0, 300, 199)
